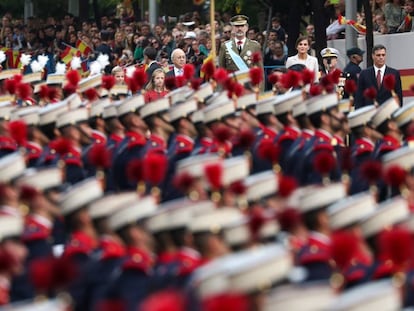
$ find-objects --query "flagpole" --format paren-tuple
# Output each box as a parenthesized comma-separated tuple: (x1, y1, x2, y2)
(210, 0, 216, 61)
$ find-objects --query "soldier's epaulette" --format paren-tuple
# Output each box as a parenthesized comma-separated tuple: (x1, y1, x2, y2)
(379, 141, 398, 153)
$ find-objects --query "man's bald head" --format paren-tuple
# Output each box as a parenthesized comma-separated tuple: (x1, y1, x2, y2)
(171, 48, 186, 69)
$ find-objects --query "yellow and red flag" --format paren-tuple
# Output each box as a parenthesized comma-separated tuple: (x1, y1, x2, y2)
(1, 48, 22, 69)
(60, 45, 80, 64)
(76, 40, 92, 57)
(337, 15, 367, 35)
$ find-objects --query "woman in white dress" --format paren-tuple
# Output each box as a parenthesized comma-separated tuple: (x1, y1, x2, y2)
(285, 36, 319, 83)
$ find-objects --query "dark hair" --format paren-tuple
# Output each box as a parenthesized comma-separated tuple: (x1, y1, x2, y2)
(372, 44, 386, 54)
(295, 35, 310, 48)
(143, 46, 157, 60)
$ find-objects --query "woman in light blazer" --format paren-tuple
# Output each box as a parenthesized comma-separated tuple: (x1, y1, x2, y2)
(285, 35, 319, 83)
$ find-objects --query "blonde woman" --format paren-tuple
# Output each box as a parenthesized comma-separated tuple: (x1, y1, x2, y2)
(144, 68, 169, 103)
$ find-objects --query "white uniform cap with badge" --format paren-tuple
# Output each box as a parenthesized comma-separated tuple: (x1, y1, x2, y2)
(306, 93, 339, 116)
(392, 100, 414, 127)
(245, 170, 278, 202)
(56, 107, 89, 129)
(370, 97, 400, 129)
(176, 154, 221, 178)
(264, 283, 336, 311)
(11, 106, 40, 125)
(329, 279, 400, 311)
(0, 216, 24, 242)
(360, 196, 409, 238)
(103, 102, 118, 119)
(292, 98, 309, 118)
(328, 192, 377, 230)
(0, 69, 21, 81)
(88, 192, 139, 220)
(192, 243, 292, 299)
(116, 94, 145, 117)
(321, 47, 340, 58)
(203, 98, 236, 124)
(22, 71, 43, 84)
(193, 82, 214, 103)
(110, 84, 129, 97)
(59, 178, 104, 216)
(166, 85, 193, 106)
(108, 196, 157, 231)
(169, 98, 197, 122)
(256, 97, 275, 116)
(382, 145, 414, 170)
(298, 183, 347, 213)
(46, 73, 65, 86)
(230, 14, 249, 26)
(90, 97, 111, 119)
(78, 74, 102, 93)
(39, 100, 68, 126)
(273, 90, 303, 116)
(191, 109, 204, 124)
(140, 97, 170, 119)
(347, 105, 377, 129)
(15, 167, 63, 191)
(190, 207, 246, 234)
(236, 93, 257, 111)
(0, 152, 26, 183)
(66, 93, 83, 110)
(220, 156, 250, 187)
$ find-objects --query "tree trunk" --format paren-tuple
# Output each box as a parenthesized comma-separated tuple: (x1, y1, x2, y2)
(79, 0, 89, 22)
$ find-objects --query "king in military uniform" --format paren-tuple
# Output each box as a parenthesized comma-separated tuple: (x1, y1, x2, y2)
(218, 15, 263, 72)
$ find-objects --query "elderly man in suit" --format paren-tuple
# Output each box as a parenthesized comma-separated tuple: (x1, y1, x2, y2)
(355, 44, 403, 108)
(166, 48, 186, 78)
(218, 15, 263, 73)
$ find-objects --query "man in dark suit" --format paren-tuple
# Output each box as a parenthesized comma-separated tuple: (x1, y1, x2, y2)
(354, 44, 402, 108)
(144, 46, 161, 83)
(166, 48, 186, 78)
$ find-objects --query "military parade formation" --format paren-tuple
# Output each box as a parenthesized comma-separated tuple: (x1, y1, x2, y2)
(0, 12, 414, 311)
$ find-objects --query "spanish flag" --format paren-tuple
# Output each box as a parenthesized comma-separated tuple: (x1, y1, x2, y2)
(76, 40, 92, 57)
(200, 53, 214, 79)
(60, 45, 80, 64)
(338, 15, 367, 35)
(1, 48, 22, 69)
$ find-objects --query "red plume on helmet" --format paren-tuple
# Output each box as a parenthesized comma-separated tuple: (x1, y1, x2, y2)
(331, 231, 359, 270)
(248, 205, 267, 241)
(363, 87, 377, 101)
(377, 227, 414, 271)
(88, 144, 111, 169)
(257, 140, 280, 164)
(5, 74, 22, 94)
(268, 72, 279, 85)
(183, 63, 195, 81)
(204, 162, 223, 190)
(313, 150, 336, 176)
(84, 88, 99, 101)
(277, 208, 303, 232)
(102, 74, 116, 90)
(39, 84, 51, 100)
(309, 84, 323, 96)
(143, 152, 168, 186)
(201, 59, 215, 80)
(249, 67, 263, 86)
(190, 77, 202, 90)
(126, 77, 139, 93)
(383, 74, 396, 91)
(132, 67, 147, 90)
(16, 82, 32, 100)
(175, 76, 186, 88)
(213, 68, 228, 85)
(95, 299, 126, 311)
(330, 68, 342, 84)
(383, 164, 407, 188)
(280, 70, 302, 89)
(301, 69, 315, 85)
(66, 69, 81, 87)
(234, 128, 255, 151)
(278, 175, 298, 198)
(8, 120, 27, 146)
(164, 76, 177, 90)
(63, 83, 77, 96)
(252, 51, 262, 64)
(173, 172, 195, 194)
(212, 124, 232, 143)
(229, 180, 247, 195)
(344, 79, 357, 95)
